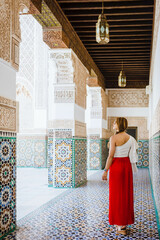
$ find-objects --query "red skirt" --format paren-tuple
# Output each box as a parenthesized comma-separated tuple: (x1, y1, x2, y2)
(109, 157, 134, 225)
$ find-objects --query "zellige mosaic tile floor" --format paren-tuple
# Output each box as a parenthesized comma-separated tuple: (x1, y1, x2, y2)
(3, 168, 160, 240)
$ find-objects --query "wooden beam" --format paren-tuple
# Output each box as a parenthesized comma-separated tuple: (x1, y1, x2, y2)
(82, 38, 151, 42)
(105, 79, 149, 81)
(88, 50, 150, 53)
(64, 10, 153, 17)
(87, 46, 151, 49)
(30, 0, 42, 13)
(78, 32, 152, 36)
(95, 60, 150, 62)
(70, 18, 153, 23)
(90, 52, 150, 55)
(58, 0, 153, 8)
(84, 43, 151, 46)
(92, 56, 150, 59)
(58, 0, 152, 3)
(61, 5, 153, 11)
(77, 29, 152, 33)
(73, 24, 152, 28)
(99, 63, 150, 66)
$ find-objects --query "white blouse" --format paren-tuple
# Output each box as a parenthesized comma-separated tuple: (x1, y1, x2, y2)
(114, 136, 132, 158)
(111, 135, 139, 173)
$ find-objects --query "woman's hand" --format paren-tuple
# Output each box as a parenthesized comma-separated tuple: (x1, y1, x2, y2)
(102, 171, 108, 181)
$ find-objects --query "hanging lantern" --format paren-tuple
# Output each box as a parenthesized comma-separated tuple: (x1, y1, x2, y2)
(118, 61, 126, 87)
(96, 1, 109, 44)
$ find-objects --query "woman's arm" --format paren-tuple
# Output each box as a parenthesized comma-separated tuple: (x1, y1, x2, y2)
(102, 136, 116, 180)
(104, 136, 116, 171)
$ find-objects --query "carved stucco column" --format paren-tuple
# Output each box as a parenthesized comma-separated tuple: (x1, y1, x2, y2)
(48, 49, 89, 188)
(0, 0, 40, 70)
(86, 83, 108, 170)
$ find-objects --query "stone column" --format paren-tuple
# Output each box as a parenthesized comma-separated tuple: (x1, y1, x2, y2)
(86, 80, 108, 170)
(16, 14, 48, 168)
(48, 49, 89, 188)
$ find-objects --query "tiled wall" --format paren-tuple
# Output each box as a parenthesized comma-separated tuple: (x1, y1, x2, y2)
(54, 139, 73, 188)
(48, 137, 54, 187)
(48, 138, 87, 188)
(137, 140, 149, 168)
(149, 132, 160, 219)
(87, 139, 148, 169)
(17, 137, 47, 168)
(0, 136, 16, 238)
(74, 139, 87, 187)
(87, 139, 108, 170)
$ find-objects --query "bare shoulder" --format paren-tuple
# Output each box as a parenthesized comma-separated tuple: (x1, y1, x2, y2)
(114, 132, 131, 146)
(125, 133, 131, 138)
(110, 135, 116, 142)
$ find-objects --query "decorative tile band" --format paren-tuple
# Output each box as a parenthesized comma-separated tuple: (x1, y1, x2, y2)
(17, 137, 47, 168)
(137, 140, 149, 168)
(54, 139, 73, 188)
(87, 139, 108, 170)
(149, 132, 160, 222)
(0, 136, 16, 239)
(87, 138, 148, 169)
(48, 138, 54, 187)
(74, 139, 87, 187)
(48, 137, 87, 188)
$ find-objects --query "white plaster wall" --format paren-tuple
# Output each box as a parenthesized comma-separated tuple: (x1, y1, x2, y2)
(34, 18, 48, 110)
(53, 103, 74, 120)
(0, 58, 16, 100)
(34, 109, 47, 128)
(74, 104, 85, 122)
(87, 119, 102, 128)
(107, 107, 148, 117)
(102, 119, 107, 129)
(150, 23, 160, 119)
(17, 15, 48, 132)
(52, 103, 85, 123)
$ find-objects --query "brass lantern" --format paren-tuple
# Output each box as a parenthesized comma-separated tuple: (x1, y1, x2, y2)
(118, 61, 126, 87)
(96, 1, 109, 44)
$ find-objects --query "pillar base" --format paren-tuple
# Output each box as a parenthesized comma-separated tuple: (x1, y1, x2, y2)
(0, 134, 16, 239)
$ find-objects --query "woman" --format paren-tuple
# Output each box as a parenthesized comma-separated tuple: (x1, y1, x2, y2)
(102, 117, 137, 235)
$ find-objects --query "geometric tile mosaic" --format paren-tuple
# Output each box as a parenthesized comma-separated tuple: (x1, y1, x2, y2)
(87, 139, 108, 170)
(74, 139, 87, 188)
(3, 169, 160, 239)
(17, 138, 47, 168)
(149, 132, 160, 226)
(87, 138, 148, 169)
(54, 139, 73, 188)
(48, 138, 54, 187)
(54, 138, 87, 188)
(0, 137, 16, 239)
(137, 140, 149, 168)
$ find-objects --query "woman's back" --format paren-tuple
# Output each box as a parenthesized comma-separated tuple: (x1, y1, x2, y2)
(112, 132, 132, 158)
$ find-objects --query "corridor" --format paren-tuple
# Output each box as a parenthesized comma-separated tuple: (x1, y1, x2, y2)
(1, 0, 160, 239)
(4, 169, 160, 240)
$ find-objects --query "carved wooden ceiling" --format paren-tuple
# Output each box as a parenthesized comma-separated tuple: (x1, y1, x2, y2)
(56, 0, 154, 88)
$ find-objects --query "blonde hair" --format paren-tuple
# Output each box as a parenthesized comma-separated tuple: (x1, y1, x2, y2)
(115, 117, 128, 133)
